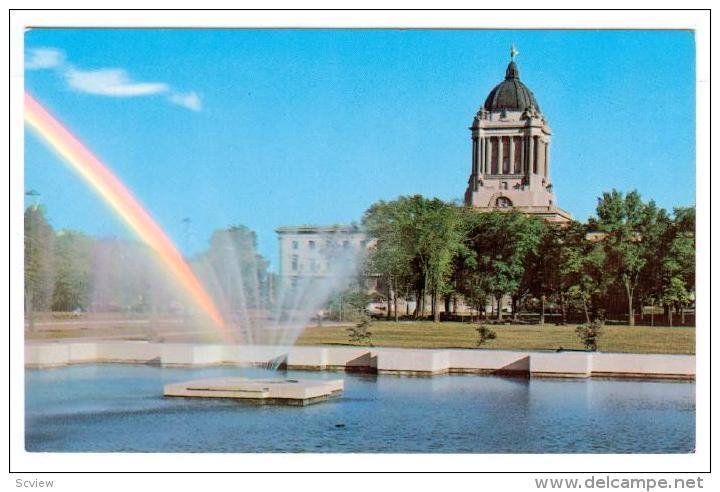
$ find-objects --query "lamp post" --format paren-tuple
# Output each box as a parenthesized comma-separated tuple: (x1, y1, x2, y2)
(25, 189, 41, 208)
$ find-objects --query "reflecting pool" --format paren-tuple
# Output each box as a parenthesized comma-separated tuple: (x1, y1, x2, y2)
(25, 364, 694, 453)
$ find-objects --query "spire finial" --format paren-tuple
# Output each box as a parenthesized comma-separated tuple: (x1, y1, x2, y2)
(510, 44, 519, 61)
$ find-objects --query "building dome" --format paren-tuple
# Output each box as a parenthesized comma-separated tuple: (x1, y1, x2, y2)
(483, 61, 540, 112)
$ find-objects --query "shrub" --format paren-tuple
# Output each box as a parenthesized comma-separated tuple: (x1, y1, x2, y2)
(476, 325, 497, 346)
(575, 319, 604, 351)
(347, 316, 373, 346)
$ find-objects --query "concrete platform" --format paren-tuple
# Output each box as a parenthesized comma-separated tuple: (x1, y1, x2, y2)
(163, 377, 344, 406)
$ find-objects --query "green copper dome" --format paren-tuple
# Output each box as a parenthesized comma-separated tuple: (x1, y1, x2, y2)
(483, 61, 540, 112)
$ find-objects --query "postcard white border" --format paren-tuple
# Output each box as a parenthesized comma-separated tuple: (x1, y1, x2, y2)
(6, 6, 711, 480)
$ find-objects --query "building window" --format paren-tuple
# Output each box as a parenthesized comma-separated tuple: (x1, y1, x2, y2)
(500, 181, 508, 190)
(310, 259, 318, 272)
(496, 196, 513, 208)
(308, 240, 316, 250)
(291, 255, 298, 271)
(292, 240, 298, 250)
(290, 277, 298, 288)
(343, 240, 350, 249)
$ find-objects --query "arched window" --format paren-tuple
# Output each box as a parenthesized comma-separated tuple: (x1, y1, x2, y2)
(496, 196, 513, 208)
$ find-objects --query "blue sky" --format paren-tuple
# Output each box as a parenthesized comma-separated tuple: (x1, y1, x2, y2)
(24, 29, 695, 269)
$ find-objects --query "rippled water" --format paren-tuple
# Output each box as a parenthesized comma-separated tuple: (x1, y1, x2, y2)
(25, 364, 695, 453)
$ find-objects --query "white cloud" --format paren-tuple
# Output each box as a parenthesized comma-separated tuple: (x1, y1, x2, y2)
(26, 46, 201, 111)
(25, 48, 65, 70)
(64, 67, 169, 97)
(168, 91, 202, 111)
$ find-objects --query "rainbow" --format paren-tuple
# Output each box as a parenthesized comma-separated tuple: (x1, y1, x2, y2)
(24, 92, 234, 343)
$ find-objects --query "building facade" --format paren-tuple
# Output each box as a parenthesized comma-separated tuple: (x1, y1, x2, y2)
(464, 54, 572, 223)
(275, 224, 367, 289)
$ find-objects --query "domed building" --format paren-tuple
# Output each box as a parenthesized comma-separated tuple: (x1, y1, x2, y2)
(464, 49, 572, 222)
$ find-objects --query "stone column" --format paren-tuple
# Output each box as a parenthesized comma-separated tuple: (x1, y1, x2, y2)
(508, 136, 515, 174)
(479, 136, 485, 175)
(471, 138, 478, 176)
(498, 136, 504, 175)
(545, 141, 550, 178)
(535, 139, 542, 176)
(487, 137, 492, 174)
(528, 134, 535, 175)
(479, 137, 484, 174)
(487, 137, 494, 174)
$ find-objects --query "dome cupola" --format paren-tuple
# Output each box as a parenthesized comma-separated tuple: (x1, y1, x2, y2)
(483, 59, 540, 112)
(465, 46, 571, 223)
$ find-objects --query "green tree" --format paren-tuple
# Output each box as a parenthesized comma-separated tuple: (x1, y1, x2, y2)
(458, 210, 544, 321)
(591, 190, 662, 326)
(51, 230, 94, 312)
(363, 199, 416, 322)
(25, 205, 55, 328)
(196, 225, 271, 315)
(454, 208, 491, 318)
(363, 195, 465, 322)
(659, 207, 695, 325)
(416, 199, 465, 322)
(559, 223, 607, 324)
(635, 210, 672, 323)
(91, 238, 171, 313)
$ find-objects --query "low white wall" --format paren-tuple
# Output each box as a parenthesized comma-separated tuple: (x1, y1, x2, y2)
(26, 343, 70, 368)
(95, 341, 159, 363)
(325, 347, 374, 368)
(159, 344, 225, 366)
(448, 349, 530, 372)
(375, 348, 450, 374)
(591, 352, 695, 378)
(286, 347, 328, 368)
(530, 352, 592, 377)
(68, 342, 97, 363)
(225, 345, 288, 365)
(23, 341, 696, 379)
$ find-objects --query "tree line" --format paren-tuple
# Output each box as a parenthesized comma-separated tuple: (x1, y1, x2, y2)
(362, 190, 695, 326)
(24, 205, 272, 323)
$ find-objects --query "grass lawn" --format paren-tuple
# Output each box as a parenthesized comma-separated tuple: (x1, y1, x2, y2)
(296, 321, 695, 355)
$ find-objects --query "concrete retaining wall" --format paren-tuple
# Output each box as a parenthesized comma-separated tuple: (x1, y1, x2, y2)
(68, 342, 98, 363)
(286, 347, 329, 370)
(286, 346, 376, 371)
(24, 341, 695, 380)
(374, 348, 450, 375)
(447, 350, 530, 375)
(225, 346, 288, 366)
(95, 341, 159, 363)
(159, 344, 225, 366)
(530, 352, 592, 378)
(26, 343, 70, 368)
(591, 352, 695, 379)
